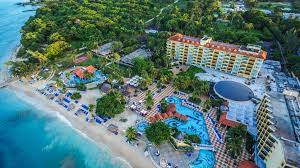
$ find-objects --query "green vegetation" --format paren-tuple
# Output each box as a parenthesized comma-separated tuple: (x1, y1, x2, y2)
(245, 133, 255, 154)
(145, 91, 154, 109)
(96, 91, 125, 117)
(71, 92, 82, 100)
(205, 98, 224, 109)
(185, 134, 201, 144)
(10, 0, 175, 77)
(76, 83, 87, 91)
(126, 127, 138, 141)
(225, 125, 247, 158)
(169, 137, 194, 152)
(188, 96, 202, 105)
(145, 121, 171, 145)
(160, 99, 169, 113)
(174, 66, 209, 97)
(88, 104, 95, 112)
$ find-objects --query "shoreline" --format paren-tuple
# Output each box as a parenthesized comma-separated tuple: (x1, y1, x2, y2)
(7, 81, 155, 168)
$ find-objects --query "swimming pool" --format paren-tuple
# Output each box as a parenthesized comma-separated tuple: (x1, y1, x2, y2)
(68, 70, 107, 86)
(166, 96, 215, 168)
(214, 81, 254, 101)
(136, 121, 149, 133)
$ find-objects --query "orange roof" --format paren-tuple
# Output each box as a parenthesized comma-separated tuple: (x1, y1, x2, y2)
(86, 65, 96, 73)
(73, 68, 84, 78)
(174, 112, 181, 119)
(149, 116, 156, 123)
(168, 33, 267, 59)
(161, 113, 168, 119)
(179, 114, 188, 121)
(166, 111, 174, 117)
(154, 114, 162, 121)
(219, 112, 240, 127)
(238, 161, 258, 168)
(167, 104, 176, 113)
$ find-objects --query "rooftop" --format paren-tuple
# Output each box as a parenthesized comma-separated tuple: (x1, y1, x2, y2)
(267, 92, 295, 140)
(168, 33, 267, 59)
(266, 92, 300, 166)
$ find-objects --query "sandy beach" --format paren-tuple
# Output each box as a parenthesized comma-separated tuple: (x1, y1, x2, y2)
(8, 81, 155, 168)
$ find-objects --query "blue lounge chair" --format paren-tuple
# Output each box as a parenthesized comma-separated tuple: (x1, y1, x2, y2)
(81, 104, 89, 110)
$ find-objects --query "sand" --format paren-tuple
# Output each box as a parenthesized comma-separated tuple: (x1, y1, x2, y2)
(8, 81, 155, 168)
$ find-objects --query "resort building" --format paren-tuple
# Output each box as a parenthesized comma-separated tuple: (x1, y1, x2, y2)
(255, 92, 300, 168)
(166, 34, 267, 79)
(73, 66, 96, 79)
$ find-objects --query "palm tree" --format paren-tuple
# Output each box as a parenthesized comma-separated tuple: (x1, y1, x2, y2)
(145, 90, 154, 109)
(225, 125, 247, 158)
(88, 104, 95, 112)
(55, 78, 64, 88)
(65, 72, 71, 80)
(126, 126, 138, 141)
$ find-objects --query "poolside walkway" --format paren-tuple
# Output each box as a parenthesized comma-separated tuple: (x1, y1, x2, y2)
(206, 108, 252, 168)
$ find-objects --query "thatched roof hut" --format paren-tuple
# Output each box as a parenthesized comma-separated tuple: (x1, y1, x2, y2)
(101, 83, 112, 93)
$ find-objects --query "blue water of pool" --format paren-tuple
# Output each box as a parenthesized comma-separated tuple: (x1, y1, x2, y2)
(136, 121, 149, 133)
(137, 96, 215, 168)
(69, 70, 106, 85)
(166, 96, 215, 168)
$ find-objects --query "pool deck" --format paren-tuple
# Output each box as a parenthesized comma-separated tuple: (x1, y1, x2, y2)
(206, 108, 252, 168)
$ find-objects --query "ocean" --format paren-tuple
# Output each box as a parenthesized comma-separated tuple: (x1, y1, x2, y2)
(0, 1, 126, 167)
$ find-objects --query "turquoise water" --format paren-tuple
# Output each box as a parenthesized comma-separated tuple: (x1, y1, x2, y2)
(166, 96, 215, 168)
(0, 1, 127, 168)
(71, 70, 106, 85)
(136, 96, 215, 168)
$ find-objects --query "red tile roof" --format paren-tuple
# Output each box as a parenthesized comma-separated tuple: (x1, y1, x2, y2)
(179, 114, 188, 121)
(174, 112, 181, 119)
(73, 68, 84, 78)
(161, 113, 168, 119)
(219, 112, 240, 127)
(167, 104, 176, 113)
(86, 65, 96, 74)
(168, 33, 267, 59)
(238, 161, 258, 168)
(149, 116, 156, 123)
(166, 111, 174, 117)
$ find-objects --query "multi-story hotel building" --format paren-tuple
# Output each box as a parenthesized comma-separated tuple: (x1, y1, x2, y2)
(166, 34, 267, 79)
(255, 92, 300, 168)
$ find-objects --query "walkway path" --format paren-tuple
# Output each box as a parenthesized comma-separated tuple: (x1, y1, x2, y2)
(145, 0, 179, 24)
(206, 109, 252, 168)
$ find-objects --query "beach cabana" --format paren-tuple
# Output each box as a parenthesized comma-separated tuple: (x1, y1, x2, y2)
(101, 83, 112, 93)
(107, 124, 119, 135)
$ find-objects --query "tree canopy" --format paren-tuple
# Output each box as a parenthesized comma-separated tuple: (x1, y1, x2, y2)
(145, 121, 171, 145)
(96, 91, 125, 117)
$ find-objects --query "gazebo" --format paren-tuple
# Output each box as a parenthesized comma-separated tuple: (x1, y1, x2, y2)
(101, 83, 112, 93)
